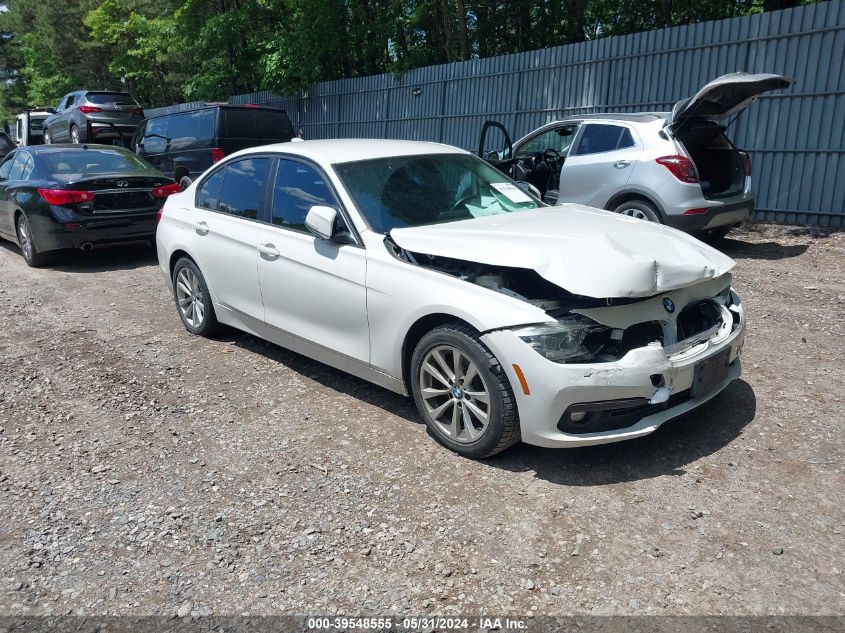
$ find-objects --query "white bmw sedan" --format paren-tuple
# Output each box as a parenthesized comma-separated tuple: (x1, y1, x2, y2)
(156, 139, 745, 458)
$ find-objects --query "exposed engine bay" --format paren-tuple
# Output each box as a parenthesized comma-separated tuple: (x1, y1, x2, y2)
(386, 236, 734, 362)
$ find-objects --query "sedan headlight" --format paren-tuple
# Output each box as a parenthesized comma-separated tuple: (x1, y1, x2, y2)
(513, 315, 602, 363)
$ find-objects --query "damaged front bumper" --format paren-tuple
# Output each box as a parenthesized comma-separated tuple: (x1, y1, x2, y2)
(480, 290, 746, 448)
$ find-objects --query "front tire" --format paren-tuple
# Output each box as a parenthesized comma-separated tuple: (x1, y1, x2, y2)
(613, 200, 661, 223)
(172, 257, 219, 336)
(43, 130, 52, 144)
(410, 323, 520, 458)
(70, 125, 81, 144)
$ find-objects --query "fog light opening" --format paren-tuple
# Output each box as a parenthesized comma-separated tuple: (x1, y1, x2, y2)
(650, 373, 665, 388)
(569, 410, 587, 423)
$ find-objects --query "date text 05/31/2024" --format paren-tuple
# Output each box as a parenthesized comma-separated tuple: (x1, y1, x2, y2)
(306, 617, 528, 630)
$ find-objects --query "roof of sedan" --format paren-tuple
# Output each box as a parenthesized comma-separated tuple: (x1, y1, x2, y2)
(23, 143, 133, 153)
(246, 139, 468, 164)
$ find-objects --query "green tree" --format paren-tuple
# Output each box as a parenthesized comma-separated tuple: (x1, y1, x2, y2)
(85, 0, 186, 106)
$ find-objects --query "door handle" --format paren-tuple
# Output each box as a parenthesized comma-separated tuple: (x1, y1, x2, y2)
(613, 160, 630, 169)
(193, 221, 209, 236)
(258, 243, 280, 259)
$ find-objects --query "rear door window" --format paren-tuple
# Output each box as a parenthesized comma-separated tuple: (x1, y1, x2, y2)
(216, 157, 271, 219)
(7, 153, 30, 180)
(167, 110, 215, 151)
(574, 124, 636, 155)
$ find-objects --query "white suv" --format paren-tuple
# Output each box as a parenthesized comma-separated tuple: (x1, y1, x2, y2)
(481, 73, 791, 237)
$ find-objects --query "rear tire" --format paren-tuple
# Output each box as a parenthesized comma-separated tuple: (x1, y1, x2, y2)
(16, 215, 51, 268)
(410, 323, 520, 458)
(43, 131, 52, 145)
(172, 257, 219, 337)
(612, 200, 661, 223)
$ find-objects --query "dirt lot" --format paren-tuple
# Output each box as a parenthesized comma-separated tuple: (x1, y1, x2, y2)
(0, 223, 843, 618)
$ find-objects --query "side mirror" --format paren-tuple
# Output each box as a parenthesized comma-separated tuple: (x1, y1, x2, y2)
(305, 205, 337, 241)
(483, 150, 500, 161)
(516, 181, 542, 199)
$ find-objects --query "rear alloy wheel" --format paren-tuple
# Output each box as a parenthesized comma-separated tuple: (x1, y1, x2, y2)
(43, 131, 52, 144)
(411, 324, 520, 458)
(172, 257, 218, 336)
(613, 200, 661, 223)
(70, 125, 80, 144)
(16, 214, 51, 268)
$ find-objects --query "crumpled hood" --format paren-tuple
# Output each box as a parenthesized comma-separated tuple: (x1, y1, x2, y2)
(390, 205, 735, 299)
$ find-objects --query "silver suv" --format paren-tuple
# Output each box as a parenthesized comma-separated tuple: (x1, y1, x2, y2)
(481, 73, 791, 237)
(43, 91, 144, 147)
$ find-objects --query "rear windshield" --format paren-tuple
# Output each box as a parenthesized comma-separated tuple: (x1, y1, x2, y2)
(36, 148, 155, 182)
(85, 92, 138, 106)
(223, 109, 293, 141)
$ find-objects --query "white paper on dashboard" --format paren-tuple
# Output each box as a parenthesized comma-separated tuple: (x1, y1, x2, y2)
(490, 182, 532, 203)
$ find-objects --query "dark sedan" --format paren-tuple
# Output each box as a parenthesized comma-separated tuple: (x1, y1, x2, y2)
(0, 144, 178, 267)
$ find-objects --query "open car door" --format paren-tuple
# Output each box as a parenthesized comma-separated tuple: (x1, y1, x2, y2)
(478, 120, 515, 174)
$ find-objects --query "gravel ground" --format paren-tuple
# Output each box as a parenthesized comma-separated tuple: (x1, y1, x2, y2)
(0, 223, 843, 618)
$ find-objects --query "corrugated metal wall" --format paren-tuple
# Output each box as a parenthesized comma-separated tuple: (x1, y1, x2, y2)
(145, 1, 845, 226)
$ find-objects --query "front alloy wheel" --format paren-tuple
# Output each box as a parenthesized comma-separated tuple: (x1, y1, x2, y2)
(411, 323, 520, 458)
(419, 345, 492, 443)
(70, 125, 80, 144)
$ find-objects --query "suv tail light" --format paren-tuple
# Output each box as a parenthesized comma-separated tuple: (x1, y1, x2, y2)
(38, 188, 94, 205)
(656, 155, 699, 183)
(151, 182, 181, 198)
(211, 147, 225, 163)
(78, 105, 103, 114)
(132, 107, 145, 117)
(738, 150, 752, 177)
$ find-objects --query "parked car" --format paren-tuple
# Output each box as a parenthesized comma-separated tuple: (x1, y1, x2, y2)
(479, 73, 792, 238)
(0, 132, 16, 160)
(0, 145, 177, 267)
(43, 91, 144, 146)
(133, 104, 294, 185)
(156, 139, 745, 459)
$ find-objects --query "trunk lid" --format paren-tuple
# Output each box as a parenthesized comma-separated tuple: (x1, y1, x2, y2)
(665, 73, 792, 134)
(66, 175, 170, 213)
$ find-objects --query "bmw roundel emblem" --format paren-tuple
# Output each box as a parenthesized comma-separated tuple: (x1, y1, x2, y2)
(663, 297, 676, 313)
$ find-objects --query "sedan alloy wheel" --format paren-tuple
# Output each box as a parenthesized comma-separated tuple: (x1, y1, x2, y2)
(175, 266, 205, 328)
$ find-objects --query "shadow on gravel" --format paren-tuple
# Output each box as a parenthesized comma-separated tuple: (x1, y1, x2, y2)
(0, 241, 157, 272)
(221, 330, 421, 422)
(485, 379, 756, 486)
(713, 236, 808, 260)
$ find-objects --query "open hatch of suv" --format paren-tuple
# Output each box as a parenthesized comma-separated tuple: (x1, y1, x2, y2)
(479, 72, 792, 237)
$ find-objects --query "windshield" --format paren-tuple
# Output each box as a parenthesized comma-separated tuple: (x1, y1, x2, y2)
(334, 153, 540, 233)
(36, 148, 156, 181)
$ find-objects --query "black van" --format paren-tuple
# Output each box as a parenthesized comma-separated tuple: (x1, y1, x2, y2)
(133, 105, 294, 183)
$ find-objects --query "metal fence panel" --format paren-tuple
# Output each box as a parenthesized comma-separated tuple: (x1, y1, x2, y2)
(147, 1, 845, 226)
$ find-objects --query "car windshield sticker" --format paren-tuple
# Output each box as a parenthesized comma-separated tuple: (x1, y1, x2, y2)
(490, 182, 532, 203)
